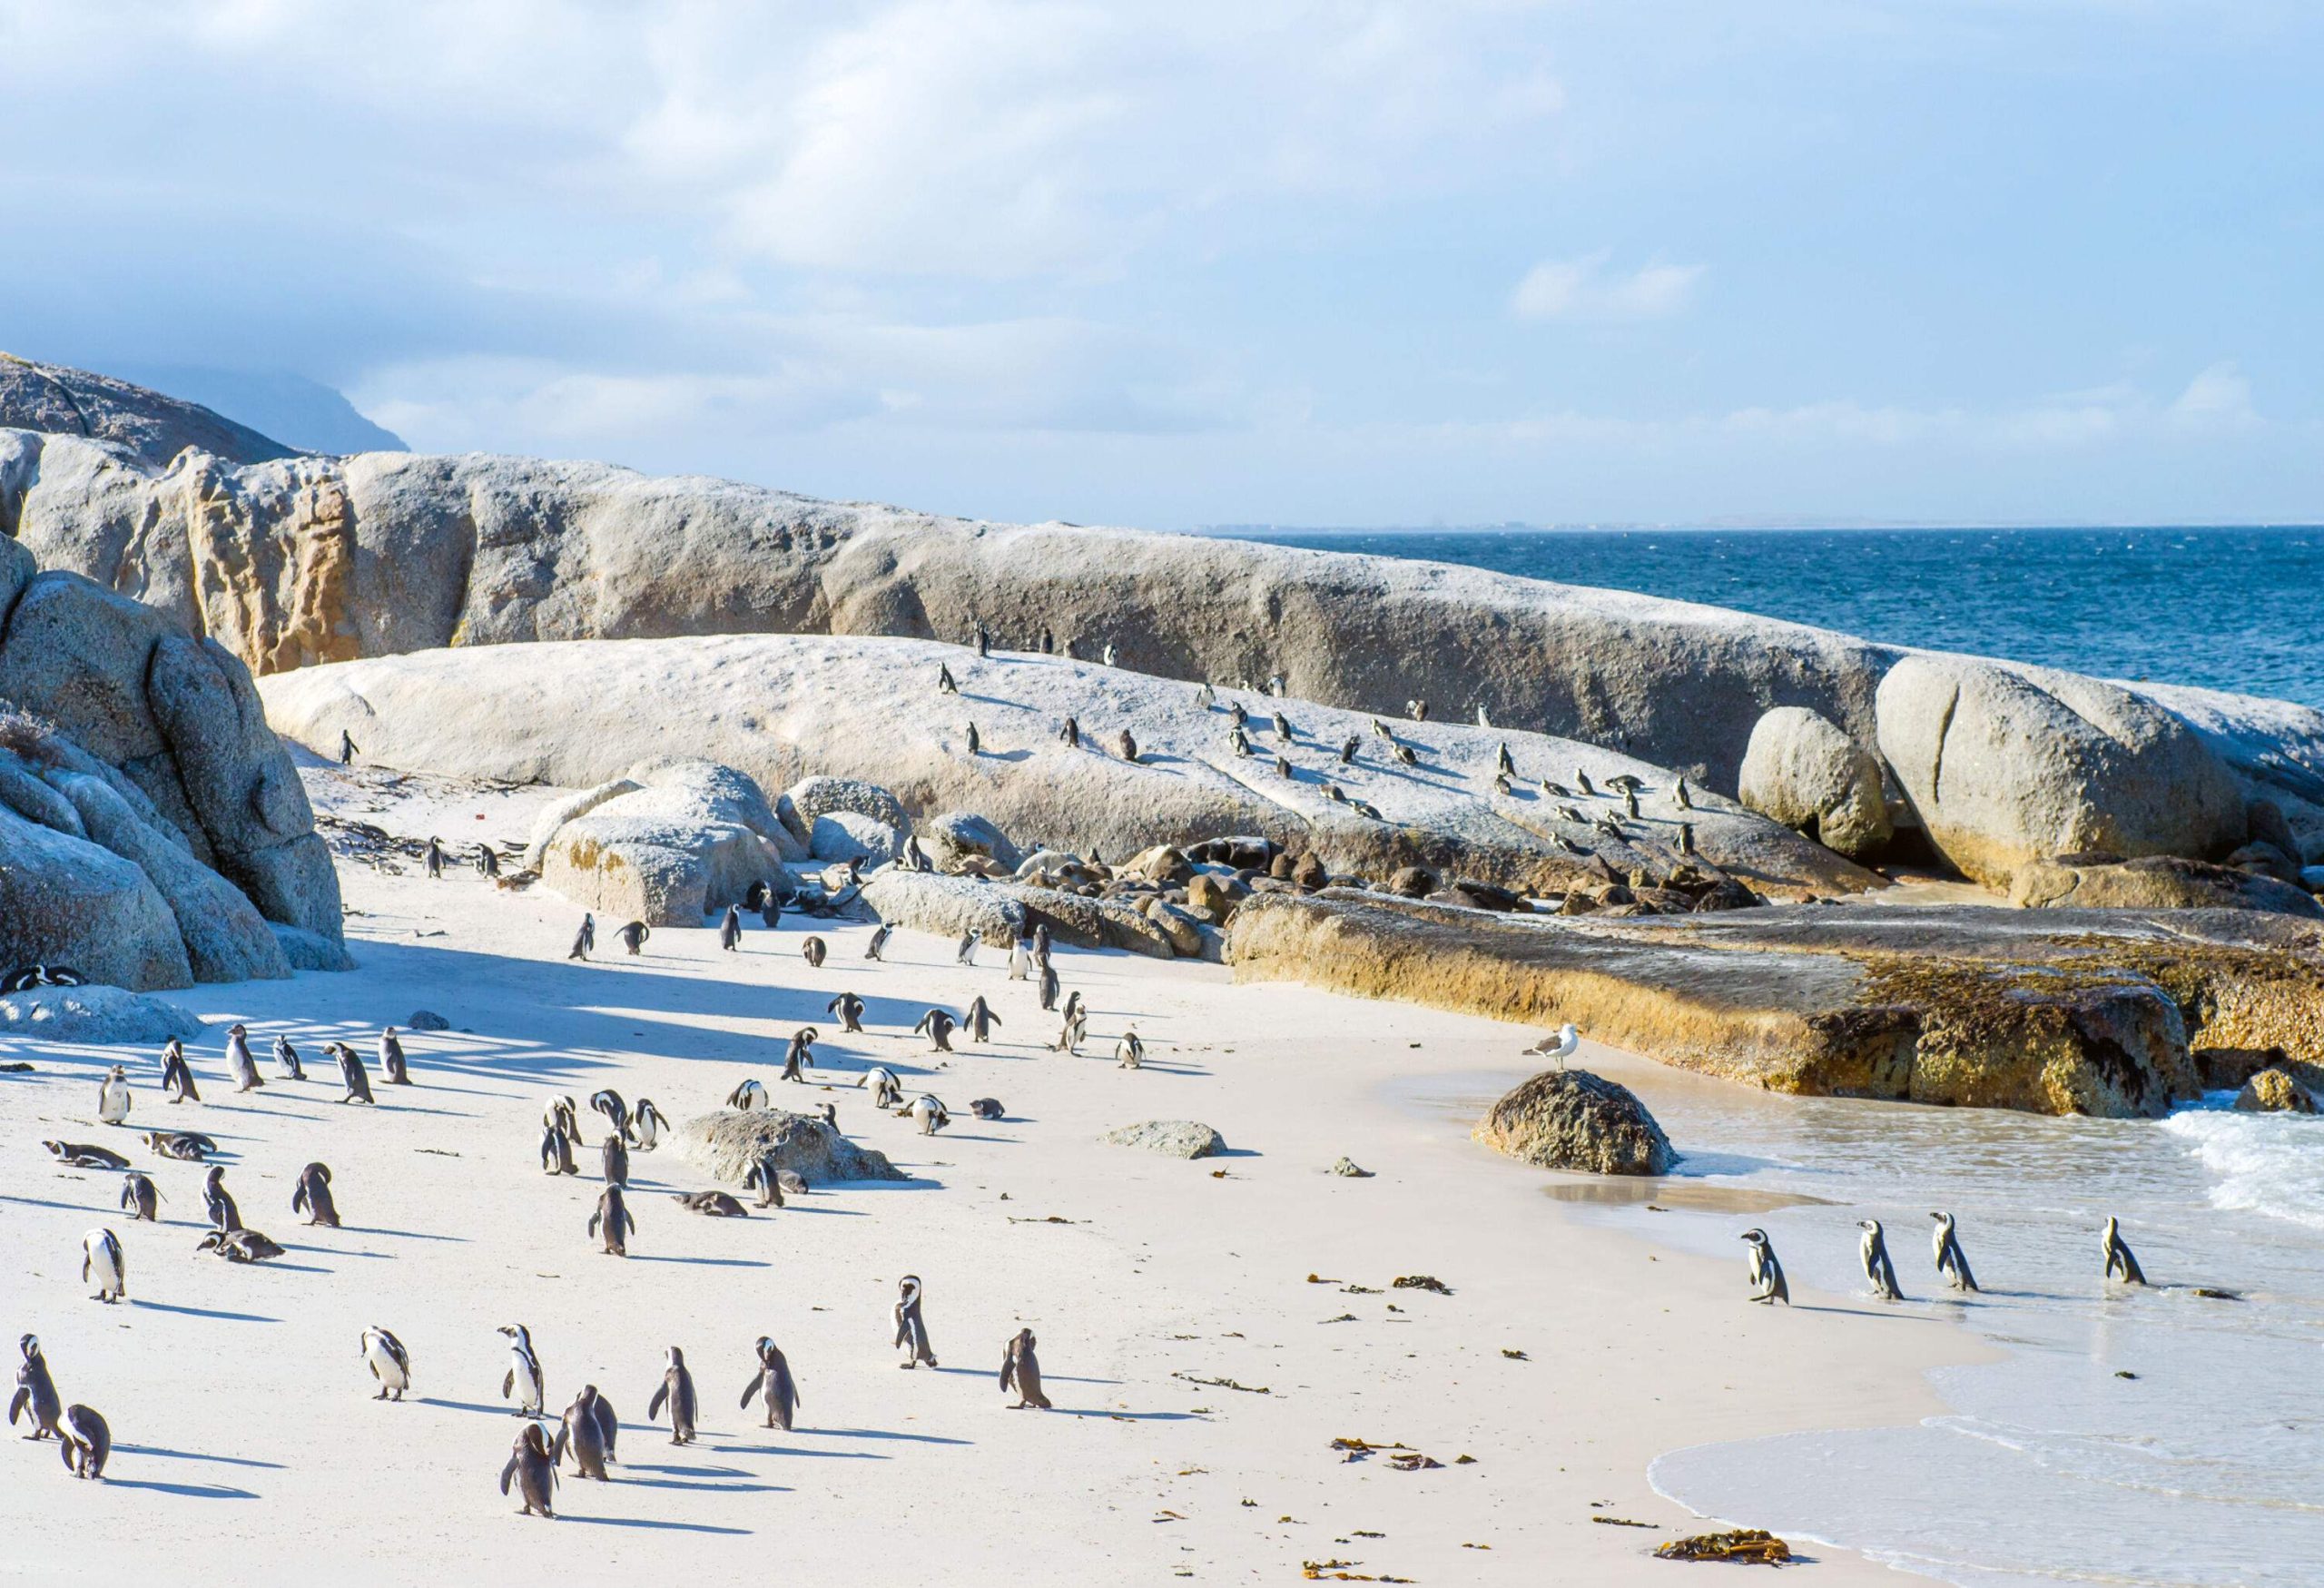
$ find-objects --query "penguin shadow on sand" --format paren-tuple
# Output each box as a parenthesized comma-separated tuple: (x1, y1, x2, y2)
(99, 1476, 261, 1500)
(129, 1297, 281, 1325)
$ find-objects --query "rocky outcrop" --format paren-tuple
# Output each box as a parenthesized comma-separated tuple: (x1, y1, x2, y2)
(919, 811, 1020, 873)
(1099, 1119, 1226, 1159)
(2233, 1068, 2317, 1114)
(256, 634, 1878, 902)
(1473, 1069, 1677, 1175)
(2011, 853, 2324, 919)
(1876, 656, 2246, 888)
(859, 871, 1026, 947)
(0, 355, 294, 469)
(535, 760, 795, 924)
(1226, 891, 2324, 1118)
(1737, 705, 1893, 859)
(0, 984, 206, 1045)
(0, 539, 346, 988)
(677, 1107, 907, 1185)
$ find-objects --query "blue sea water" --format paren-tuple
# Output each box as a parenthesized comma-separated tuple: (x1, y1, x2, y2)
(1231, 527, 2324, 710)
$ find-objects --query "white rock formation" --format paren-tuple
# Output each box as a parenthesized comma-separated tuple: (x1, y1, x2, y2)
(534, 759, 797, 924)
(1737, 705, 1894, 859)
(0, 984, 206, 1044)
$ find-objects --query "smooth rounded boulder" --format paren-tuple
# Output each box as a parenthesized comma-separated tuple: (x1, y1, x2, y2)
(1472, 1068, 1677, 1175)
(1737, 705, 1893, 859)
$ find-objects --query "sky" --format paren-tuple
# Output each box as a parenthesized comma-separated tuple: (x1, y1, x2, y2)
(3, 1, 2319, 529)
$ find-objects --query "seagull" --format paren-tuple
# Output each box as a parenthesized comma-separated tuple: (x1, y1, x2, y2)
(1523, 1022, 1581, 1070)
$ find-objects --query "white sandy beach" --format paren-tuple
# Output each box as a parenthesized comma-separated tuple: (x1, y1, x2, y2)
(0, 767, 1985, 1585)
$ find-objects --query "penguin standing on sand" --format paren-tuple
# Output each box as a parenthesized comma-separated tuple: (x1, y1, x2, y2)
(10, 1336, 63, 1440)
(224, 1023, 262, 1092)
(647, 1346, 698, 1445)
(826, 991, 865, 1033)
(803, 936, 827, 968)
(1059, 716, 1080, 749)
(477, 844, 500, 879)
(963, 995, 1000, 1044)
(500, 1424, 556, 1516)
(96, 1065, 132, 1125)
(1008, 936, 1031, 981)
(569, 914, 594, 961)
(339, 729, 359, 765)
(1116, 1029, 1144, 1070)
(541, 1121, 577, 1176)
(915, 1008, 957, 1053)
(292, 1162, 340, 1227)
(1741, 1228, 1789, 1305)
(424, 838, 444, 880)
(159, 1038, 199, 1104)
(202, 1165, 241, 1233)
(862, 1067, 902, 1110)
(617, 921, 650, 956)
(1038, 962, 1060, 1011)
(601, 1132, 629, 1188)
(956, 930, 978, 967)
(120, 1171, 163, 1222)
(498, 1324, 546, 1415)
(938, 662, 959, 694)
(760, 891, 783, 929)
(590, 1184, 635, 1256)
(742, 1152, 788, 1209)
(1858, 1219, 1904, 1301)
(332, 1042, 376, 1104)
(894, 1277, 938, 1368)
(379, 1027, 410, 1086)
(1930, 1212, 1979, 1293)
(628, 1100, 665, 1150)
(782, 1028, 818, 1083)
(2103, 1217, 2148, 1286)
(83, 1228, 126, 1303)
(58, 1405, 109, 1479)
(551, 1386, 612, 1480)
(865, 924, 891, 962)
(740, 1337, 801, 1430)
(590, 1090, 628, 1139)
(720, 905, 743, 952)
(728, 1078, 769, 1110)
(1000, 1328, 1052, 1409)
(271, 1035, 306, 1080)
(1676, 777, 1693, 810)
(906, 1094, 950, 1135)
(362, 1327, 411, 1401)
(965, 721, 982, 755)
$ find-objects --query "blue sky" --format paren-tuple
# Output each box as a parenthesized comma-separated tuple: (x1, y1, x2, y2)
(3, 1, 2319, 528)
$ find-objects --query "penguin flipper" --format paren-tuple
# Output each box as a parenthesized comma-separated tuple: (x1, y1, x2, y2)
(499, 1455, 517, 1495)
(503, 1370, 514, 1399)
(648, 1384, 668, 1421)
(7, 1388, 25, 1425)
(549, 1424, 568, 1465)
(1000, 1354, 1015, 1393)
(739, 1370, 763, 1409)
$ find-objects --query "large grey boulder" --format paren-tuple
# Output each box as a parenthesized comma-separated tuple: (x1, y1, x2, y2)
(523, 778, 642, 869)
(1473, 1068, 1677, 1175)
(1099, 1120, 1226, 1159)
(2012, 853, 2324, 919)
(919, 811, 1020, 873)
(0, 354, 295, 468)
(1737, 705, 1893, 859)
(0, 803, 192, 989)
(677, 1108, 908, 1185)
(779, 776, 909, 847)
(1875, 656, 2247, 888)
(0, 983, 206, 1045)
(536, 760, 795, 924)
(810, 810, 901, 866)
(859, 870, 1026, 947)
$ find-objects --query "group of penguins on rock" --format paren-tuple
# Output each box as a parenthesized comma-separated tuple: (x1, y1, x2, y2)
(1738, 1212, 2161, 1305)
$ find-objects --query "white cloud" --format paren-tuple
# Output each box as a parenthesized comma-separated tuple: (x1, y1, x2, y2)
(1511, 252, 1704, 322)
(2168, 360, 2258, 428)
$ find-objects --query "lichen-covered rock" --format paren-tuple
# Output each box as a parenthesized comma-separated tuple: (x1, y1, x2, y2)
(1738, 705, 1894, 859)
(2233, 1068, 2317, 1113)
(1013, 885, 1177, 958)
(1876, 656, 2245, 888)
(677, 1107, 908, 1184)
(860, 870, 1026, 946)
(1099, 1119, 1226, 1159)
(920, 811, 1020, 873)
(1473, 1069, 1677, 1175)
(2012, 853, 2324, 919)
(0, 983, 206, 1045)
(524, 778, 642, 870)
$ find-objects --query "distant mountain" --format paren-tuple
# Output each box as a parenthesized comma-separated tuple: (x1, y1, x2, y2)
(0, 352, 298, 468)
(118, 365, 408, 456)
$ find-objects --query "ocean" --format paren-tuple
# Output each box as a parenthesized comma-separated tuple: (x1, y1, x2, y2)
(1231, 527, 2324, 711)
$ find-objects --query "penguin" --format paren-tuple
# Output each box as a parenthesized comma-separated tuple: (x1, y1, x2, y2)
(1352, 799, 1383, 821)
(1000, 1328, 1052, 1409)
(1393, 743, 1418, 766)
(1102, 642, 1118, 666)
(224, 1022, 262, 1092)
(1116, 1029, 1144, 1069)
(477, 844, 500, 880)
(782, 1028, 818, 1083)
(1370, 715, 1392, 740)
(956, 930, 978, 967)
(1034, 923, 1053, 960)
(292, 1161, 340, 1227)
(893, 1276, 938, 1367)
(1576, 769, 1597, 797)
(963, 995, 1000, 1043)
(627, 1100, 665, 1151)
(1275, 755, 1293, 779)
(970, 1097, 1005, 1119)
(862, 1067, 902, 1110)
(2103, 1216, 2147, 1286)
(379, 1027, 410, 1086)
(540, 1122, 577, 1177)
(589, 1089, 629, 1140)
(1038, 962, 1060, 1011)
(1039, 629, 1054, 654)
(728, 1078, 770, 1110)
(590, 1184, 635, 1256)
(197, 1228, 286, 1262)
(96, 1065, 132, 1125)
(673, 1190, 748, 1217)
(1117, 729, 1138, 764)
(159, 1037, 200, 1104)
(1492, 773, 1512, 796)
(1624, 786, 1640, 819)
(1496, 742, 1515, 776)
(143, 1129, 216, 1161)
(1059, 715, 1080, 749)
(568, 917, 592, 961)
(332, 1041, 376, 1104)
(10, 1336, 63, 1441)
(1541, 778, 1570, 798)
(1339, 735, 1359, 764)
(202, 1165, 241, 1232)
(590, 1387, 620, 1465)
(965, 720, 982, 755)
(361, 1326, 411, 1401)
(45, 1140, 130, 1170)
(1052, 1011, 1087, 1055)
(915, 1008, 957, 1052)
(647, 1346, 699, 1445)
(906, 1094, 950, 1135)
(864, 925, 890, 962)
(83, 1229, 126, 1303)
(617, 921, 650, 955)
(1227, 725, 1252, 757)
(1195, 681, 1216, 708)
(338, 729, 359, 764)
(742, 1152, 787, 1209)
(973, 621, 992, 658)
(550, 1386, 611, 1481)
(269, 1034, 308, 1080)
(1930, 1212, 1978, 1293)
(1008, 937, 1031, 981)
(1740, 1228, 1789, 1305)
(760, 892, 783, 930)
(744, 879, 768, 912)
(719, 905, 743, 952)
(1409, 698, 1429, 722)
(498, 1324, 546, 1415)
(903, 834, 933, 873)
(1858, 1218, 1904, 1301)
(938, 662, 959, 695)
(120, 1171, 163, 1222)
(57, 1405, 109, 1480)
(1062, 989, 1086, 1025)
(826, 991, 866, 1033)
(1272, 709, 1294, 740)
(1679, 822, 1698, 857)
(802, 936, 828, 969)
(740, 1337, 801, 1430)
(500, 1423, 557, 1516)
(1676, 776, 1693, 810)
(423, 837, 444, 880)
(601, 1132, 629, 1188)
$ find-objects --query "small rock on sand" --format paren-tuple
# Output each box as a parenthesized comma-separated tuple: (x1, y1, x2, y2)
(1328, 1156, 1374, 1178)
(680, 1108, 909, 1184)
(1100, 1119, 1226, 1159)
(409, 1010, 451, 1031)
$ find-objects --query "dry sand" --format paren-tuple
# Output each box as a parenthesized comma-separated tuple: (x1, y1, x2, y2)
(0, 768, 1980, 1583)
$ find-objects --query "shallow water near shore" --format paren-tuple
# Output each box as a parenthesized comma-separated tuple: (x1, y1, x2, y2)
(1403, 1070, 2324, 1586)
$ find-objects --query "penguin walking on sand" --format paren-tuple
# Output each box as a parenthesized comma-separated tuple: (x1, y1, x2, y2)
(1059, 715, 1080, 749)
(865, 924, 891, 962)
(1038, 963, 1060, 1011)
(1229, 725, 1253, 757)
(224, 1023, 262, 1092)
(1858, 1219, 1904, 1301)
(379, 1027, 410, 1086)
(906, 1093, 950, 1135)
(58, 1405, 109, 1479)
(11, 1336, 63, 1440)
(862, 1067, 902, 1110)
(159, 1037, 199, 1104)
(2103, 1217, 2148, 1286)
(894, 1277, 938, 1368)
(1117, 729, 1138, 764)
(915, 1008, 957, 1053)
(362, 1327, 411, 1401)
(202, 1165, 241, 1233)
(552, 1386, 613, 1480)
(956, 930, 978, 967)
(1116, 1029, 1144, 1070)
(964, 995, 1000, 1044)
(760, 890, 783, 929)
(589, 1089, 628, 1140)
(628, 1100, 665, 1151)
(803, 935, 828, 968)
(332, 1042, 376, 1104)
(83, 1228, 126, 1303)
(1930, 1212, 1979, 1293)
(501, 1423, 556, 1517)
(827, 991, 866, 1033)
(1000, 1328, 1052, 1409)
(541, 1120, 577, 1176)
(1008, 937, 1031, 981)
(96, 1065, 132, 1125)
(1741, 1228, 1789, 1305)
(742, 1152, 789, 1209)
(782, 1028, 818, 1083)
(569, 914, 594, 961)
(601, 1132, 629, 1188)
(292, 1162, 340, 1227)
(1676, 777, 1693, 810)
(617, 921, 650, 955)
(424, 838, 444, 880)
(720, 905, 743, 952)
(272, 1035, 306, 1081)
(120, 1171, 163, 1222)
(648, 1346, 698, 1445)
(740, 1337, 801, 1430)
(339, 729, 359, 765)
(965, 721, 982, 755)
(1052, 1011, 1087, 1055)
(477, 844, 500, 880)
(590, 1184, 635, 1257)
(938, 662, 959, 695)
(499, 1324, 546, 1415)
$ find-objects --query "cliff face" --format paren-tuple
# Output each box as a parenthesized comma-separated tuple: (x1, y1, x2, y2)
(0, 354, 297, 469)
